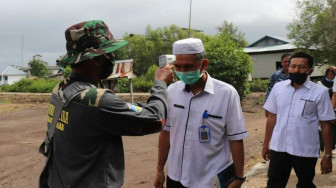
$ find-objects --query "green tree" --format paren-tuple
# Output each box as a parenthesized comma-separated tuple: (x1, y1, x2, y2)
(115, 32, 155, 75)
(287, 0, 336, 64)
(114, 24, 207, 76)
(29, 60, 49, 78)
(205, 33, 252, 98)
(216, 21, 248, 47)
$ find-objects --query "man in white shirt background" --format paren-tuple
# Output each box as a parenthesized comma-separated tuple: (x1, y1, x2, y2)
(153, 38, 248, 188)
(262, 52, 334, 188)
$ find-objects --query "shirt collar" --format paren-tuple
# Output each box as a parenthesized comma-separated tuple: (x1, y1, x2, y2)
(203, 72, 214, 94)
(284, 78, 312, 89)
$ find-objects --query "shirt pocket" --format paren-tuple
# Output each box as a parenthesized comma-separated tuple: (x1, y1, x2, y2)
(300, 98, 317, 124)
(169, 104, 187, 131)
(205, 113, 225, 142)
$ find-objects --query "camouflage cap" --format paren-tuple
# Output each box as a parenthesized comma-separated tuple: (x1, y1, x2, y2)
(57, 20, 128, 67)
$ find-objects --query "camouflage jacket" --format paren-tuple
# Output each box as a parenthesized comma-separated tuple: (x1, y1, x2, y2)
(265, 68, 289, 101)
(44, 74, 167, 188)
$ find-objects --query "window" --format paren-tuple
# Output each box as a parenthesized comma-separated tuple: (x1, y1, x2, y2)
(4, 76, 8, 81)
(0, 76, 2, 81)
(276, 61, 282, 70)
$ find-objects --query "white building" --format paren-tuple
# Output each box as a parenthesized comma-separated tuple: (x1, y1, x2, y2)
(0, 65, 27, 85)
(244, 35, 325, 80)
(16, 54, 61, 78)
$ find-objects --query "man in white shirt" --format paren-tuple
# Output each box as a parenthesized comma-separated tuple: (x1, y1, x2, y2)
(262, 52, 334, 188)
(153, 38, 248, 188)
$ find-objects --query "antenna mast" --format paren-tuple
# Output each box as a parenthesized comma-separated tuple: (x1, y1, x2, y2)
(21, 35, 24, 66)
(188, 0, 192, 37)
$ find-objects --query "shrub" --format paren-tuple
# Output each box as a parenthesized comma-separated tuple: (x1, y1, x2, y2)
(118, 76, 153, 93)
(205, 34, 253, 98)
(133, 76, 153, 92)
(118, 78, 130, 93)
(28, 79, 60, 93)
(118, 64, 157, 93)
(0, 78, 59, 93)
(249, 78, 269, 92)
(145, 64, 157, 81)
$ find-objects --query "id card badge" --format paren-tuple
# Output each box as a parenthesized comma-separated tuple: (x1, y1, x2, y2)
(199, 125, 211, 143)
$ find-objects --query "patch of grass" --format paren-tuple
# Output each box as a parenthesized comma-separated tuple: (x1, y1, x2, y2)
(253, 95, 265, 106)
(0, 100, 11, 104)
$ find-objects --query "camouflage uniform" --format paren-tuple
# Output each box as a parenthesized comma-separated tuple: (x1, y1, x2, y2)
(39, 21, 167, 188)
(265, 68, 289, 100)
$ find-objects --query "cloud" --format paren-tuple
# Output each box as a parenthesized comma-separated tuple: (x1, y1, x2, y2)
(0, 0, 295, 66)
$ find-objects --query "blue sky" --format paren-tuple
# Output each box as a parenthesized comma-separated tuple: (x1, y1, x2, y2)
(0, 0, 295, 67)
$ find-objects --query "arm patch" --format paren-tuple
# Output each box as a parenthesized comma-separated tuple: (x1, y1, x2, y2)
(126, 103, 143, 113)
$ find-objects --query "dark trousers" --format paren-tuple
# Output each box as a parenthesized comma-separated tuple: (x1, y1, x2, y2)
(267, 150, 317, 188)
(167, 176, 187, 188)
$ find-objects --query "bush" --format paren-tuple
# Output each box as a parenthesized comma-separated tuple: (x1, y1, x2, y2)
(133, 77, 153, 92)
(145, 64, 157, 81)
(249, 78, 269, 92)
(118, 76, 154, 93)
(205, 34, 253, 98)
(0, 78, 59, 93)
(28, 79, 60, 93)
(118, 78, 130, 93)
(118, 64, 157, 93)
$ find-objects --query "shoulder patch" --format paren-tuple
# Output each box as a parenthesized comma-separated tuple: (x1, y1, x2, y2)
(52, 79, 68, 95)
(52, 83, 61, 95)
(126, 103, 143, 113)
(80, 88, 108, 107)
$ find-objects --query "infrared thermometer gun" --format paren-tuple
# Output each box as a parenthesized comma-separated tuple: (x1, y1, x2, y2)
(159, 55, 176, 68)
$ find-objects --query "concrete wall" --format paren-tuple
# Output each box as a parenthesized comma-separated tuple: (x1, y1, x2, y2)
(250, 53, 327, 79)
(50, 69, 59, 74)
(250, 52, 285, 79)
(7, 75, 26, 85)
(0, 75, 26, 85)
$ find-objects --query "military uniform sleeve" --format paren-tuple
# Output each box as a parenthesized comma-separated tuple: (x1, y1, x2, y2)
(81, 80, 168, 136)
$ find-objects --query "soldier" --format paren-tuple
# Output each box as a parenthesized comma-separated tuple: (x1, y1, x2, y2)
(38, 20, 173, 188)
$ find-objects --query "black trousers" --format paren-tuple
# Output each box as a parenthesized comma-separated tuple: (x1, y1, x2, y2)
(167, 176, 187, 188)
(267, 150, 317, 188)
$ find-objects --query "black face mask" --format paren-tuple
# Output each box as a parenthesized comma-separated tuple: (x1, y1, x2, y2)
(289, 72, 308, 85)
(99, 61, 113, 80)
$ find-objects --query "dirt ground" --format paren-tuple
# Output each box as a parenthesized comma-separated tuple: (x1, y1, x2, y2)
(0, 93, 275, 187)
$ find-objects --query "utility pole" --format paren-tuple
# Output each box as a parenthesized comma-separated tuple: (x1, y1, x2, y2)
(21, 35, 24, 66)
(188, 0, 192, 38)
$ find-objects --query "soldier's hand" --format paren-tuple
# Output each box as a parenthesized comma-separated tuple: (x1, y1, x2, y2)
(155, 64, 174, 85)
(329, 65, 336, 71)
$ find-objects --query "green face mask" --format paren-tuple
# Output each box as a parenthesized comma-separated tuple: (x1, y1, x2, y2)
(175, 70, 203, 85)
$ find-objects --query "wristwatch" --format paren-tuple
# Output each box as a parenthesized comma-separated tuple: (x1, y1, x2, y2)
(234, 174, 246, 182)
(324, 154, 333, 159)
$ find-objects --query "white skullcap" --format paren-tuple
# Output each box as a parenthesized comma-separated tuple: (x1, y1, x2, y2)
(172, 38, 204, 55)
